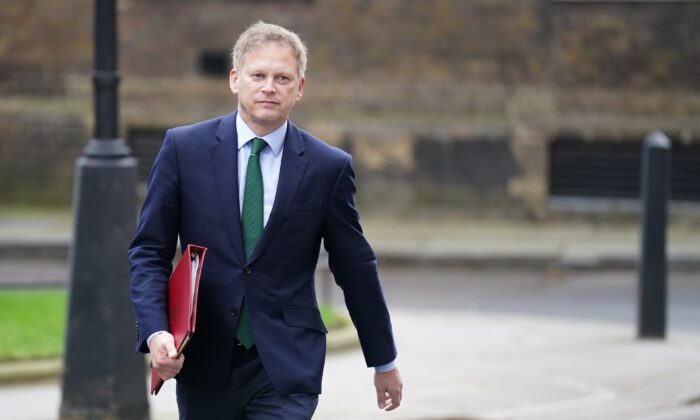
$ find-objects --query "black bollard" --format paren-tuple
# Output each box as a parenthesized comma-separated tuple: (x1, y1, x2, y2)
(59, 0, 149, 418)
(637, 131, 671, 340)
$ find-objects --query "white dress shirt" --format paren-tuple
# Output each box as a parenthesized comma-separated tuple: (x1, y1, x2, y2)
(236, 114, 285, 226)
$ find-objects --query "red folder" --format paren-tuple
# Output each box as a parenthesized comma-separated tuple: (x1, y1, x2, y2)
(150, 244, 207, 395)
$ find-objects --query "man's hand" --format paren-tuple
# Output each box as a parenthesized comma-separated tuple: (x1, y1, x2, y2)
(148, 332, 184, 381)
(374, 367, 402, 411)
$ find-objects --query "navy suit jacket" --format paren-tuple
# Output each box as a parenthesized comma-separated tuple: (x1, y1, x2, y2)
(128, 112, 396, 395)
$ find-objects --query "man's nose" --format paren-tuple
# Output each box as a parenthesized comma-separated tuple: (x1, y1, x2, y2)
(261, 77, 276, 92)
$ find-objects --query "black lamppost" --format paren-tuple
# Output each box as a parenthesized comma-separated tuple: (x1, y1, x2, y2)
(60, 0, 149, 418)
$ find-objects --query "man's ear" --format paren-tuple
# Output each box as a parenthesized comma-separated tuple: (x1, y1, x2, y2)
(296, 77, 305, 101)
(229, 69, 239, 95)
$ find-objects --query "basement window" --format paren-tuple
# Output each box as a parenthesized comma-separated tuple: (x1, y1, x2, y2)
(548, 136, 700, 212)
(199, 50, 229, 77)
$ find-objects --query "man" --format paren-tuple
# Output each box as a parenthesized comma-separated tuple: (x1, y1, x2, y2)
(129, 21, 402, 418)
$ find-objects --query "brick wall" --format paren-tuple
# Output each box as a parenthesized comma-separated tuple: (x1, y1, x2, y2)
(0, 111, 87, 206)
(1, 0, 699, 217)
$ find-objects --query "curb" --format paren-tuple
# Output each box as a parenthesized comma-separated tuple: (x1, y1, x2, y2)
(0, 240, 69, 260)
(0, 324, 359, 387)
(0, 359, 62, 386)
(376, 250, 700, 271)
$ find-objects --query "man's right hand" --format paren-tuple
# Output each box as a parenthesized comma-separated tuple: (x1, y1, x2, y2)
(148, 332, 185, 381)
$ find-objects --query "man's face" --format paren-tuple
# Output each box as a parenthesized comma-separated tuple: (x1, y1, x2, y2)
(230, 42, 305, 136)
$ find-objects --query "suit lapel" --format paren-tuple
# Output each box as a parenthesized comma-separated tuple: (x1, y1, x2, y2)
(210, 112, 246, 265)
(248, 121, 308, 264)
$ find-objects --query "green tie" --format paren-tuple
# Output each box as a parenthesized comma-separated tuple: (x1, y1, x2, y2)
(236, 137, 267, 348)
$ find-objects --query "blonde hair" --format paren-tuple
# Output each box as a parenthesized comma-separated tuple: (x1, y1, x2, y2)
(231, 21, 308, 78)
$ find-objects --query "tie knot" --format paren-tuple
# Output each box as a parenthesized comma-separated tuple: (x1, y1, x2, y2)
(250, 138, 268, 156)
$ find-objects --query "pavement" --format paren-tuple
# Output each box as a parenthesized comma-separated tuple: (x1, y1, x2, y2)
(1, 210, 700, 419)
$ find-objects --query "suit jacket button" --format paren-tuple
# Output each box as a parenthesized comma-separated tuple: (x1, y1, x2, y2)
(244, 267, 251, 275)
(231, 309, 239, 317)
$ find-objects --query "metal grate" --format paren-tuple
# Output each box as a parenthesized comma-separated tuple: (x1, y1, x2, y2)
(198, 50, 229, 77)
(549, 137, 700, 203)
(671, 142, 700, 202)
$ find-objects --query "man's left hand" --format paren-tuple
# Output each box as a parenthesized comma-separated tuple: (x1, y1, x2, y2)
(374, 367, 402, 411)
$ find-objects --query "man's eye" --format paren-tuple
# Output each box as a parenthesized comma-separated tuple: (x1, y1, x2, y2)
(251, 74, 264, 79)
(277, 76, 291, 82)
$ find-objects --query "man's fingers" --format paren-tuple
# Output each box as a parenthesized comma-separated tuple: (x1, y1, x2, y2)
(386, 387, 402, 411)
(148, 333, 184, 381)
(154, 355, 184, 380)
(377, 388, 401, 411)
(155, 352, 183, 367)
(153, 348, 184, 381)
(165, 341, 178, 358)
(174, 353, 185, 367)
(376, 389, 387, 409)
(151, 333, 177, 358)
(374, 368, 403, 411)
(156, 369, 173, 381)
(390, 386, 402, 409)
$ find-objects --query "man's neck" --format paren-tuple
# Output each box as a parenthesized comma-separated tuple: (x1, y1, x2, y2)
(238, 112, 285, 137)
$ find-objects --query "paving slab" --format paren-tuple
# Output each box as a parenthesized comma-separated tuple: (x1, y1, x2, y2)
(314, 310, 700, 420)
(2, 309, 699, 419)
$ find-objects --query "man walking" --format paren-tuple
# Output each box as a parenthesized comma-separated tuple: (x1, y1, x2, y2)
(129, 21, 402, 418)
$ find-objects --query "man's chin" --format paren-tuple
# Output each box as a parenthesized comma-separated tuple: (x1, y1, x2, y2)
(249, 113, 286, 131)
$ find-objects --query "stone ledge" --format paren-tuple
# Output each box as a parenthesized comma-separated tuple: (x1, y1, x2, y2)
(0, 359, 62, 386)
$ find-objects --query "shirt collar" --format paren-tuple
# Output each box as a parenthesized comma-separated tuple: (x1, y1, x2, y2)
(236, 114, 286, 157)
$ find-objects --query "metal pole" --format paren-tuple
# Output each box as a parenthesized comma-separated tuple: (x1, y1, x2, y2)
(60, 0, 149, 418)
(637, 131, 671, 340)
(94, 0, 119, 140)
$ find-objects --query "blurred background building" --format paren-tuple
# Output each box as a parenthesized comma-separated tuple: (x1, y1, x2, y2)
(1, 0, 699, 219)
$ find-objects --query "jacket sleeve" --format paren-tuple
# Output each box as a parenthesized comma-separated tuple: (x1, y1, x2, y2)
(322, 156, 397, 367)
(128, 129, 180, 353)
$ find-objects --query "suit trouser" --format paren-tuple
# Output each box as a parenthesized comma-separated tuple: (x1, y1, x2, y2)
(176, 344, 319, 419)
